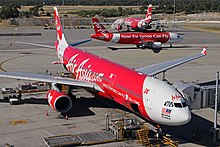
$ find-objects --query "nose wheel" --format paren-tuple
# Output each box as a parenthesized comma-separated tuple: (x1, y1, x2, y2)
(156, 124, 164, 138)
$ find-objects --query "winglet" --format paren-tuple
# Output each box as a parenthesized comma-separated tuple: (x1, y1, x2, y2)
(201, 46, 207, 55)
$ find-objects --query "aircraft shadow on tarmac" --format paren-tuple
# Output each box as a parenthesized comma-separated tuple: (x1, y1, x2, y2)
(162, 45, 193, 49)
(108, 45, 192, 51)
(63, 96, 132, 117)
(23, 97, 48, 105)
(64, 96, 220, 146)
(0, 95, 131, 117)
(1, 96, 219, 146)
(0, 97, 48, 105)
(165, 113, 220, 146)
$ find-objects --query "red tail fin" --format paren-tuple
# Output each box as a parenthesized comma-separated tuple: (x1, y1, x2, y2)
(92, 18, 109, 34)
(54, 7, 68, 46)
(145, 4, 152, 21)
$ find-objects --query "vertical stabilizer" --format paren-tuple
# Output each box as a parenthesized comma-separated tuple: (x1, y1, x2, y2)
(92, 18, 109, 34)
(145, 4, 152, 22)
(54, 7, 68, 46)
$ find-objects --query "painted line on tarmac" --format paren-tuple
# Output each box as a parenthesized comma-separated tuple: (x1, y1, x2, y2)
(0, 55, 29, 72)
(0, 52, 55, 72)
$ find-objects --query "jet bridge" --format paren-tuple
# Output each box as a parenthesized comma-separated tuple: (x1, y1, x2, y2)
(173, 80, 220, 109)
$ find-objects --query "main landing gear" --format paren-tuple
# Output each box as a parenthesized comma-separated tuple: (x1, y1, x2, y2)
(170, 43, 173, 48)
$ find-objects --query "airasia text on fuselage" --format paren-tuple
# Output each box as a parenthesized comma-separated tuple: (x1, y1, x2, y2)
(66, 54, 104, 82)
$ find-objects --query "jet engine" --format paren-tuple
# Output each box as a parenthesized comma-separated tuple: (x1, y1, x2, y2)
(46, 90, 72, 113)
(137, 42, 162, 53)
(147, 42, 162, 49)
(137, 20, 150, 30)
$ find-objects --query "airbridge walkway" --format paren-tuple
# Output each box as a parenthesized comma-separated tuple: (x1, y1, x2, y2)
(173, 80, 220, 110)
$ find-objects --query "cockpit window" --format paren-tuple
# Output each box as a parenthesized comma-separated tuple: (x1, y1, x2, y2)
(174, 103, 182, 108)
(169, 102, 174, 107)
(182, 102, 187, 107)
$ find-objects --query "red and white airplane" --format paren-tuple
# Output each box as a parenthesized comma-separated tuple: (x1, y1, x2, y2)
(111, 4, 153, 31)
(91, 18, 183, 53)
(0, 7, 207, 126)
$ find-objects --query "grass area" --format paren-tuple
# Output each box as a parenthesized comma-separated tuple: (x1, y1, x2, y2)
(21, 5, 141, 13)
(182, 23, 220, 34)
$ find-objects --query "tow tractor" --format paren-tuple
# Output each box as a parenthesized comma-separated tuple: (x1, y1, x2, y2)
(1, 87, 21, 105)
(1, 81, 50, 105)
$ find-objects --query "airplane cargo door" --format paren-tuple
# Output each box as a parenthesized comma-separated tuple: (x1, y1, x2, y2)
(143, 89, 156, 110)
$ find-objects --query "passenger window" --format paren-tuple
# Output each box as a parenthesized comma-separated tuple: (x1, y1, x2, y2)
(174, 103, 182, 108)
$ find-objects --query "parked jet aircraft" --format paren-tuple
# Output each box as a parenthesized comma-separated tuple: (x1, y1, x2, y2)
(0, 7, 207, 126)
(111, 4, 153, 31)
(91, 18, 183, 53)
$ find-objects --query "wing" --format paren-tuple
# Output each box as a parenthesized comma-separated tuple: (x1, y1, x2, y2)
(136, 47, 207, 76)
(0, 72, 103, 92)
(16, 39, 91, 48)
(69, 39, 92, 47)
(16, 41, 54, 49)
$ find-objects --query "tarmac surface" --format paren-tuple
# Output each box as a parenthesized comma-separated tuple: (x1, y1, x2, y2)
(0, 24, 219, 146)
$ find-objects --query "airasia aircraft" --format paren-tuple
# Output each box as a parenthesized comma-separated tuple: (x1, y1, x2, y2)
(0, 7, 207, 126)
(111, 4, 153, 31)
(91, 18, 183, 53)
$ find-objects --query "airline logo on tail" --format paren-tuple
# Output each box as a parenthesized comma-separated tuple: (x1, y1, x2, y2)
(54, 7, 63, 41)
(145, 4, 153, 22)
(92, 18, 110, 38)
(53, 7, 68, 59)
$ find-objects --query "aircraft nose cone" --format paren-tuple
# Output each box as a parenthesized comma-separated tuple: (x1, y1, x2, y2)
(173, 107, 191, 125)
(169, 33, 183, 43)
(181, 108, 191, 124)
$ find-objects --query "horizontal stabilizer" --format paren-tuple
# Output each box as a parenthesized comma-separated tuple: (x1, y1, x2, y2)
(69, 39, 92, 47)
(16, 41, 54, 49)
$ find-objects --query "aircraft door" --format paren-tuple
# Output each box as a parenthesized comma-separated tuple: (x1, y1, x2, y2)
(109, 73, 117, 86)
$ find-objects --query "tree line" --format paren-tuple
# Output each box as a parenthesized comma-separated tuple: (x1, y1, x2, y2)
(0, 0, 220, 19)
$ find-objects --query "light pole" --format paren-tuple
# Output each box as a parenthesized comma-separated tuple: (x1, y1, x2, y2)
(62, 0, 65, 28)
(213, 71, 219, 144)
(172, 0, 176, 28)
(173, 0, 176, 22)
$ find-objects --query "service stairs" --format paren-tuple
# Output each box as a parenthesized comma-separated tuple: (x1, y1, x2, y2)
(43, 131, 117, 147)
(137, 128, 150, 146)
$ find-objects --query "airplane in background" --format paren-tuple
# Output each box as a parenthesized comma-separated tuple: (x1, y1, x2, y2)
(91, 18, 183, 53)
(111, 4, 153, 31)
(0, 7, 207, 126)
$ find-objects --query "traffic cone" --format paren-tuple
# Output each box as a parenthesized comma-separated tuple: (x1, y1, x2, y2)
(45, 110, 48, 116)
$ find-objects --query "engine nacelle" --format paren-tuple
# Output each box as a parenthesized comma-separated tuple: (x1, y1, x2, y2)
(137, 20, 149, 29)
(46, 90, 72, 113)
(147, 42, 162, 49)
